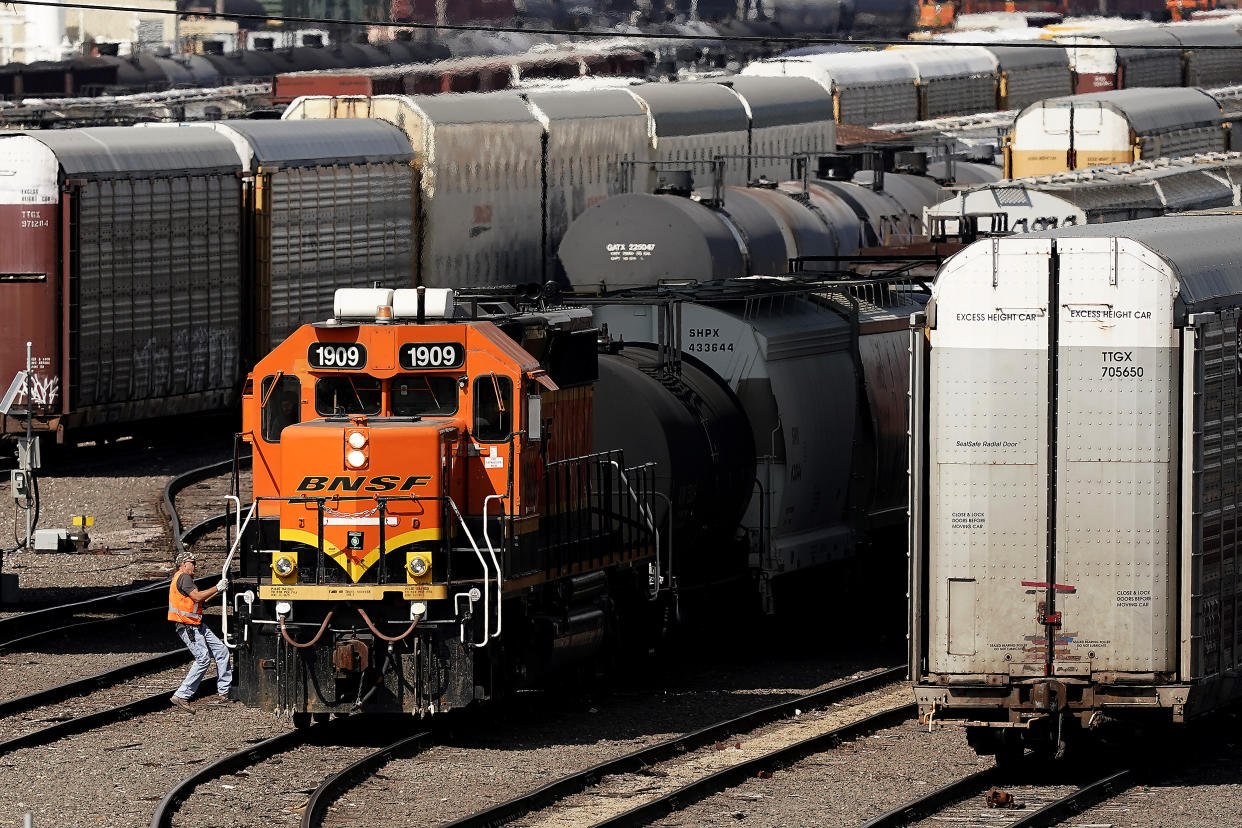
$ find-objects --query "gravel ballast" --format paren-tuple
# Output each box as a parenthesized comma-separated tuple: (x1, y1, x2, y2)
(2, 441, 1241, 828)
(0, 435, 234, 604)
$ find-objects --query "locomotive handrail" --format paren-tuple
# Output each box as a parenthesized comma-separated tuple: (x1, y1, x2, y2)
(606, 459, 661, 599)
(218, 492, 499, 647)
(482, 494, 506, 639)
(445, 496, 491, 648)
(651, 491, 674, 591)
(221, 497, 259, 650)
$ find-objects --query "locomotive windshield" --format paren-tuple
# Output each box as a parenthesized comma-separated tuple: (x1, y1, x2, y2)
(315, 375, 382, 416)
(391, 374, 458, 417)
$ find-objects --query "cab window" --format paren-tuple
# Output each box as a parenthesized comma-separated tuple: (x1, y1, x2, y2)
(473, 375, 512, 441)
(391, 374, 458, 417)
(315, 375, 382, 416)
(261, 375, 301, 443)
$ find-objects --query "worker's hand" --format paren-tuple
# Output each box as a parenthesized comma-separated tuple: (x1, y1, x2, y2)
(216, 579, 228, 593)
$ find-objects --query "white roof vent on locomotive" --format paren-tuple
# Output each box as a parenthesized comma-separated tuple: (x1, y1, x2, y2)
(331, 287, 456, 323)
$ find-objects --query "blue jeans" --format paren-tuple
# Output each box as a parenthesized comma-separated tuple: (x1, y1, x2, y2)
(174, 624, 232, 699)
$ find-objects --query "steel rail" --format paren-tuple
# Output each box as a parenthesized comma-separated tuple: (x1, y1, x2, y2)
(150, 720, 329, 828)
(300, 730, 437, 827)
(181, 512, 233, 547)
(593, 702, 917, 828)
(440, 666, 907, 828)
(0, 606, 163, 654)
(0, 648, 184, 718)
(1006, 768, 1134, 828)
(0, 678, 217, 757)
(0, 573, 218, 653)
(0, 580, 168, 644)
(164, 457, 235, 556)
(857, 766, 1002, 828)
(0, 450, 236, 644)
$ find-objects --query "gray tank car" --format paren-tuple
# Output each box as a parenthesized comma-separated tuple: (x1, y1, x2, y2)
(557, 160, 939, 292)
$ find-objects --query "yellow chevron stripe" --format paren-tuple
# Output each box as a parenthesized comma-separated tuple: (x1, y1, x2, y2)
(279, 527, 443, 583)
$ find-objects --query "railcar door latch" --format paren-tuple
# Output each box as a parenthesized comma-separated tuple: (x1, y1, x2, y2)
(1042, 611, 1062, 628)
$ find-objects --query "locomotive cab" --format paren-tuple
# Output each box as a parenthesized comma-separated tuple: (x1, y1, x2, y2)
(226, 287, 661, 720)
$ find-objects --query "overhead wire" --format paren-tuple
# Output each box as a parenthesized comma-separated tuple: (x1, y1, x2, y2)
(1, 0, 1237, 50)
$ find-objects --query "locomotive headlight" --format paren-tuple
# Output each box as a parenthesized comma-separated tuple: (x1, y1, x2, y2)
(347, 430, 367, 450)
(346, 449, 367, 469)
(408, 556, 428, 576)
(273, 555, 295, 576)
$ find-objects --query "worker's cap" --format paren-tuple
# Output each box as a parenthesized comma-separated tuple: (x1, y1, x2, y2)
(174, 550, 197, 566)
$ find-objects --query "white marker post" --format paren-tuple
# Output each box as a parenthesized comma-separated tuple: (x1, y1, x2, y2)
(23, 342, 32, 551)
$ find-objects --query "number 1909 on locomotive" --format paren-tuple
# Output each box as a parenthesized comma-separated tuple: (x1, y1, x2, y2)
(307, 341, 466, 371)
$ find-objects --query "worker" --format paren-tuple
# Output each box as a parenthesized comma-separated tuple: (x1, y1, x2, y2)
(168, 549, 232, 713)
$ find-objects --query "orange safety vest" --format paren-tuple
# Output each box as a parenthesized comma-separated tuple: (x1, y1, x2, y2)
(168, 575, 202, 625)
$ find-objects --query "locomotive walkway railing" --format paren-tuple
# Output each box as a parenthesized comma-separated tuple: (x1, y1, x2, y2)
(543, 451, 660, 593)
(214, 492, 498, 648)
(215, 450, 660, 650)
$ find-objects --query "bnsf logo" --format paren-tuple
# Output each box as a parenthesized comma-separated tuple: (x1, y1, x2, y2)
(296, 475, 432, 492)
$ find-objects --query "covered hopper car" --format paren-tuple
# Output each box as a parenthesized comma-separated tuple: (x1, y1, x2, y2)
(558, 161, 942, 607)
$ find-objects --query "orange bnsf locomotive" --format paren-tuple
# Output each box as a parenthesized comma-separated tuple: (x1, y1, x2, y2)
(224, 286, 754, 722)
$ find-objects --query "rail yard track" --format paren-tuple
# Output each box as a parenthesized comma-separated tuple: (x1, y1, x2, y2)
(0, 453, 236, 765)
(152, 716, 444, 828)
(0, 452, 241, 651)
(859, 764, 1135, 828)
(0, 675, 218, 756)
(0, 649, 184, 719)
(0, 583, 174, 649)
(163, 455, 250, 556)
(151, 723, 319, 828)
(298, 667, 910, 828)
